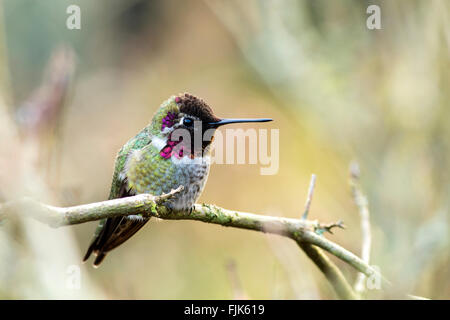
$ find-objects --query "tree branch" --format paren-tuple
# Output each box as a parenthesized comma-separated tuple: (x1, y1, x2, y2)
(298, 242, 358, 300)
(297, 174, 357, 299)
(0, 188, 384, 287)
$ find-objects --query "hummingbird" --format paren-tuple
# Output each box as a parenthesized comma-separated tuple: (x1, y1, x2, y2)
(83, 93, 272, 267)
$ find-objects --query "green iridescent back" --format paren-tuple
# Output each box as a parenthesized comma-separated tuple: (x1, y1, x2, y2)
(109, 96, 180, 199)
(109, 127, 151, 199)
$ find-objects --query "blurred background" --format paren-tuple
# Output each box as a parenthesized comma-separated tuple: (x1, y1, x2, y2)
(0, 0, 449, 299)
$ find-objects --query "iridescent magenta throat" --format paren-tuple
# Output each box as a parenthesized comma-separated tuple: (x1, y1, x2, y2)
(159, 111, 187, 159)
(159, 136, 186, 159)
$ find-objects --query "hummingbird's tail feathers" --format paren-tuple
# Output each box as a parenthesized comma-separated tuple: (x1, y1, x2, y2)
(93, 252, 107, 268)
(82, 221, 106, 263)
(82, 217, 118, 266)
(82, 244, 94, 263)
(100, 216, 150, 252)
(83, 216, 150, 267)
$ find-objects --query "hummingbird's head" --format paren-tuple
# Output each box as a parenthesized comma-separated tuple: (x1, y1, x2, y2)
(150, 93, 272, 159)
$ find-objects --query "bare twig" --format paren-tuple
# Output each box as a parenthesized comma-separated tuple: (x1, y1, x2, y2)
(297, 174, 358, 299)
(264, 220, 320, 299)
(315, 220, 345, 235)
(298, 242, 358, 300)
(16, 45, 75, 135)
(0, 187, 184, 227)
(350, 162, 372, 294)
(302, 174, 316, 220)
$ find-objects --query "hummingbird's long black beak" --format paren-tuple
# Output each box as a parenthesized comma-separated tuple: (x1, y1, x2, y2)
(207, 118, 272, 128)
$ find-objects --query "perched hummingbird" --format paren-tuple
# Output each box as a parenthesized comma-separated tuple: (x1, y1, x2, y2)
(83, 93, 272, 267)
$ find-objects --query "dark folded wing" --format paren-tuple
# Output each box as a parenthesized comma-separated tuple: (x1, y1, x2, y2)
(83, 178, 149, 267)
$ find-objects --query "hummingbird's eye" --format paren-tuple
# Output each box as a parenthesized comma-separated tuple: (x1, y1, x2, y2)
(183, 118, 194, 127)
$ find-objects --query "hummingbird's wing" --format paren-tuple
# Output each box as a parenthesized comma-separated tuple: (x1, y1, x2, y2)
(83, 129, 152, 267)
(83, 180, 150, 267)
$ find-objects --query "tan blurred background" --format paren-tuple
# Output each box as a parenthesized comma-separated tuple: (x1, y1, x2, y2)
(0, 0, 448, 299)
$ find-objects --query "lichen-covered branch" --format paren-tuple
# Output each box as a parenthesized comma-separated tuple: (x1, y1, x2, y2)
(0, 188, 384, 289)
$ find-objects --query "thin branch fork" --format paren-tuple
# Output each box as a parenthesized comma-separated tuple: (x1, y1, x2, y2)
(297, 174, 357, 299)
